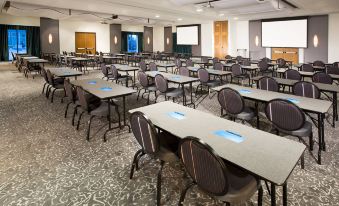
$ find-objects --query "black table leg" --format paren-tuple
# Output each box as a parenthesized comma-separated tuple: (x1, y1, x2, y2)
(317, 113, 323, 164)
(271, 184, 276, 206)
(104, 98, 112, 142)
(283, 183, 288, 206)
(181, 84, 186, 106)
(255, 102, 260, 129)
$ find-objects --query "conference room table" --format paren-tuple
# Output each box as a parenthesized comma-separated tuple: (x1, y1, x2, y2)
(276, 69, 339, 81)
(251, 76, 339, 128)
(212, 84, 332, 165)
(48, 67, 83, 80)
(112, 64, 139, 87)
(129, 101, 306, 206)
(187, 66, 232, 84)
(72, 57, 90, 72)
(145, 71, 198, 108)
(27, 58, 49, 68)
(191, 60, 211, 68)
(294, 64, 326, 71)
(146, 62, 176, 73)
(71, 78, 136, 141)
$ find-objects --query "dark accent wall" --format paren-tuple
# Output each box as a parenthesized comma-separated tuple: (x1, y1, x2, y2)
(40, 18, 60, 54)
(164, 27, 172, 53)
(304, 15, 328, 63)
(143, 26, 153, 52)
(191, 25, 201, 56)
(110, 24, 122, 53)
(249, 20, 266, 60)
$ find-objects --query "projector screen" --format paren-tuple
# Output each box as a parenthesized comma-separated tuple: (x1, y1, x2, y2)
(177, 26, 199, 45)
(262, 19, 308, 48)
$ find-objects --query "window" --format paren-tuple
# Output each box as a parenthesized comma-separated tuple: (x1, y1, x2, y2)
(8, 29, 27, 61)
(127, 34, 138, 53)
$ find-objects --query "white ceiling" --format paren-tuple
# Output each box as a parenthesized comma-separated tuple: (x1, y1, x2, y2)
(1, 0, 339, 25)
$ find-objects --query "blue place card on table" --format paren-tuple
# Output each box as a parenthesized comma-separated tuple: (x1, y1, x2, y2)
(238, 89, 252, 94)
(167, 112, 186, 120)
(100, 87, 112, 91)
(286, 98, 300, 104)
(171, 76, 181, 80)
(88, 81, 97, 85)
(213, 130, 245, 143)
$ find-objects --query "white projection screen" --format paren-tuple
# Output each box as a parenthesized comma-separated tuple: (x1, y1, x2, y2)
(262, 19, 308, 48)
(177, 26, 199, 45)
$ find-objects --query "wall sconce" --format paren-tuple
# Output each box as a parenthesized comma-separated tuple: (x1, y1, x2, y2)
(255, 35, 259, 47)
(166, 37, 170, 45)
(313, 35, 319, 48)
(114, 35, 118, 45)
(48, 34, 53, 44)
(147, 37, 150, 45)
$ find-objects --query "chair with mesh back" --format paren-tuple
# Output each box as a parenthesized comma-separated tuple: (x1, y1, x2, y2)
(258, 60, 273, 76)
(284, 69, 302, 81)
(154, 74, 184, 103)
(257, 76, 279, 92)
(185, 59, 194, 67)
(312, 72, 333, 85)
(313, 60, 325, 67)
(214, 62, 224, 71)
(230, 64, 250, 85)
(276, 58, 289, 69)
(293, 81, 320, 99)
(178, 137, 262, 206)
(179, 67, 190, 77)
(139, 61, 147, 72)
(301, 64, 314, 72)
(137, 71, 157, 104)
(265, 99, 313, 168)
(196, 68, 221, 98)
(75, 86, 120, 141)
(46, 69, 65, 103)
(149, 62, 158, 71)
(129, 111, 179, 206)
(218, 87, 255, 123)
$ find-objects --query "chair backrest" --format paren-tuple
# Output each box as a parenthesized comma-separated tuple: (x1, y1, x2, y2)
(258, 60, 269, 71)
(155, 74, 168, 93)
(276, 58, 286, 67)
(197, 68, 209, 83)
(326, 65, 339, 75)
(179, 137, 228, 196)
(46, 70, 54, 85)
(176, 59, 183, 67)
(218, 87, 245, 115)
(130, 112, 160, 154)
(312, 72, 333, 84)
(41, 68, 49, 83)
(202, 56, 209, 63)
(236, 56, 242, 62)
(212, 57, 220, 65)
(301, 64, 314, 72)
(242, 59, 251, 66)
(186, 59, 194, 67)
(258, 76, 279, 92)
(293, 81, 320, 99)
(110, 65, 119, 79)
(265, 99, 305, 131)
(179, 67, 190, 77)
(333, 62, 339, 69)
(101, 63, 109, 77)
(313, 60, 325, 67)
(284, 69, 302, 81)
(231, 64, 242, 76)
(138, 71, 149, 87)
(64, 79, 75, 102)
(76, 86, 89, 111)
(262, 57, 270, 63)
(149, 62, 158, 71)
(225, 55, 232, 60)
(214, 62, 223, 71)
(139, 61, 147, 72)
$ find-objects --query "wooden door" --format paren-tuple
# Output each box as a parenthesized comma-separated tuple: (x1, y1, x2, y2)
(75, 32, 96, 54)
(272, 48, 298, 64)
(214, 21, 228, 59)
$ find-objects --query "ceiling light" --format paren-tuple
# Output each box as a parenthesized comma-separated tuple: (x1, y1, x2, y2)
(155, 15, 160, 18)
(219, 13, 225, 17)
(196, 8, 203, 12)
(177, 18, 183, 21)
(233, 17, 239, 20)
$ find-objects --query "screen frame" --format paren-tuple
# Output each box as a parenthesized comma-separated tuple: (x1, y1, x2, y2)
(176, 24, 200, 46)
(261, 16, 309, 48)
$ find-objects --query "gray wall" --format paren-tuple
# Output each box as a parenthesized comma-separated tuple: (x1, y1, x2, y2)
(249, 20, 266, 60)
(110, 24, 122, 53)
(40, 18, 60, 54)
(164, 27, 172, 53)
(304, 15, 328, 63)
(143, 26, 153, 52)
(191, 25, 202, 56)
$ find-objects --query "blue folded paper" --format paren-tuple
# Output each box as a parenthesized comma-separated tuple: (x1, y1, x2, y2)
(213, 130, 245, 143)
(88, 81, 97, 85)
(171, 76, 181, 80)
(286, 98, 300, 104)
(238, 89, 252, 94)
(167, 112, 186, 120)
(100, 87, 112, 91)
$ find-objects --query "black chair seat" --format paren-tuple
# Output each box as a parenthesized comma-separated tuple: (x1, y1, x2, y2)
(236, 107, 255, 121)
(278, 121, 312, 137)
(166, 87, 183, 97)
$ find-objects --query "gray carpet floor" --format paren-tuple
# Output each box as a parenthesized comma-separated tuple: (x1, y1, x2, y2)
(0, 63, 338, 206)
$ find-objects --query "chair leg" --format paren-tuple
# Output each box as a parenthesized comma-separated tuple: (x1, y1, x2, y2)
(51, 88, 57, 103)
(87, 115, 95, 141)
(72, 106, 79, 126)
(301, 152, 305, 169)
(178, 182, 195, 206)
(76, 111, 85, 130)
(137, 88, 141, 101)
(129, 149, 143, 179)
(64, 102, 72, 118)
(42, 83, 47, 94)
(258, 185, 263, 206)
(157, 160, 165, 206)
(309, 132, 314, 151)
(147, 92, 150, 105)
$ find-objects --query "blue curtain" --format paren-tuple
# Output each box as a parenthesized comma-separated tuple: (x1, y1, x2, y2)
(172, 33, 192, 55)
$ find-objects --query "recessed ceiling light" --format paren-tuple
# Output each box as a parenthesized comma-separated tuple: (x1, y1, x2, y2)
(177, 18, 183, 21)
(155, 15, 160, 18)
(219, 13, 225, 17)
(233, 17, 239, 20)
(196, 8, 203, 12)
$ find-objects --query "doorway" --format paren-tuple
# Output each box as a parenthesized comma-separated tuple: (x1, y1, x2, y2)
(8, 29, 27, 61)
(271, 48, 299, 64)
(214, 21, 228, 59)
(75, 32, 96, 54)
(127, 34, 138, 53)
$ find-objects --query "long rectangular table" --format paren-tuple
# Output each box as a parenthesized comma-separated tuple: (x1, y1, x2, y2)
(71, 78, 136, 141)
(187, 66, 232, 83)
(49, 67, 83, 79)
(212, 84, 332, 165)
(112, 64, 139, 87)
(129, 101, 306, 206)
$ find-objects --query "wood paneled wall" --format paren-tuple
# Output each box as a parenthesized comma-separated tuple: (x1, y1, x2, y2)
(214, 21, 228, 58)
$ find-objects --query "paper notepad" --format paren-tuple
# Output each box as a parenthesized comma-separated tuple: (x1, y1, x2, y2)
(88, 81, 97, 85)
(213, 130, 245, 143)
(167, 112, 186, 120)
(238, 89, 252, 94)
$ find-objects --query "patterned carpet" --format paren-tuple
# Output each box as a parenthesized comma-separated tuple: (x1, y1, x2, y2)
(0, 63, 338, 206)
